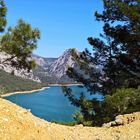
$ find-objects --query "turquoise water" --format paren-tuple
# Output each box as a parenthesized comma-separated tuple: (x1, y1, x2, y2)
(4, 86, 102, 122)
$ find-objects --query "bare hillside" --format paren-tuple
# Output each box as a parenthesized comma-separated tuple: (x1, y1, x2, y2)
(0, 98, 140, 140)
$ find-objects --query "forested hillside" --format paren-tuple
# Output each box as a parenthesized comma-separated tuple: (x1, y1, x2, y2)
(0, 70, 44, 95)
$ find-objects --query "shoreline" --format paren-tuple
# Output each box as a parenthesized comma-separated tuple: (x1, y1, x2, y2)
(1, 83, 84, 98)
(48, 83, 83, 86)
(1, 87, 48, 98)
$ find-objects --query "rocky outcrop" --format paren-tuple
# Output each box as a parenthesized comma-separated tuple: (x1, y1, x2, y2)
(32, 54, 57, 68)
(0, 52, 40, 82)
(0, 49, 77, 83)
(0, 98, 140, 140)
(32, 54, 48, 68)
(32, 55, 57, 83)
(103, 112, 140, 127)
(32, 49, 79, 83)
(48, 49, 78, 78)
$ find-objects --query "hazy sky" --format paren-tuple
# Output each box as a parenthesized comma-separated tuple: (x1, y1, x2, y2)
(5, 0, 103, 57)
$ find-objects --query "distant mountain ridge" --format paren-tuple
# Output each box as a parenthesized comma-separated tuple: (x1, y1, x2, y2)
(0, 49, 78, 84)
(48, 49, 76, 78)
(33, 48, 78, 83)
(0, 52, 40, 82)
(32, 54, 57, 68)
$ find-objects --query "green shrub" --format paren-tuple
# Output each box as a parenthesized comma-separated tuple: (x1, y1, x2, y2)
(105, 87, 140, 115)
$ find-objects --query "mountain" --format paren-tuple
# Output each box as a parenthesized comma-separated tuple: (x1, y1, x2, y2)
(32, 54, 57, 68)
(32, 55, 57, 83)
(48, 49, 77, 78)
(0, 49, 78, 84)
(0, 52, 40, 82)
(32, 49, 79, 84)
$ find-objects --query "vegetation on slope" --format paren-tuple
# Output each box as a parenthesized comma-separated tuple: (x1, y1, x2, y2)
(65, 0, 140, 126)
(33, 66, 76, 84)
(0, 1, 43, 95)
(0, 70, 44, 95)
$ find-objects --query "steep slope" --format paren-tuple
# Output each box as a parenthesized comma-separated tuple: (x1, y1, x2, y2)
(0, 98, 140, 140)
(48, 49, 77, 78)
(32, 54, 57, 68)
(32, 49, 78, 84)
(0, 52, 40, 82)
(32, 55, 57, 82)
(0, 50, 76, 84)
(0, 70, 44, 94)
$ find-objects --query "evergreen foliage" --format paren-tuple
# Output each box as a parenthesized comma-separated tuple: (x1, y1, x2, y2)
(0, 19, 40, 71)
(0, 70, 44, 95)
(65, 0, 140, 126)
(0, 1, 40, 72)
(0, 1, 42, 94)
(0, 0, 7, 32)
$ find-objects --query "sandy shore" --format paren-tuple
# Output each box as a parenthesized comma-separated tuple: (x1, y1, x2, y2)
(1, 87, 48, 97)
(1, 84, 83, 98)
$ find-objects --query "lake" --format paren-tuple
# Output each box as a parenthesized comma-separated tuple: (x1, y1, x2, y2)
(4, 86, 102, 123)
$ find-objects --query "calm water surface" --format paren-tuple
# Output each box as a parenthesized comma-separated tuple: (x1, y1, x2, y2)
(5, 86, 102, 122)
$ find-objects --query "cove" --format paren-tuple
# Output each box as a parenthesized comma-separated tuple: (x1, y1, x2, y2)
(4, 86, 102, 123)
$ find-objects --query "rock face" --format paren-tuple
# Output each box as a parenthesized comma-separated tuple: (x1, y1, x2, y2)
(103, 112, 140, 127)
(0, 52, 40, 82)
(32, 54, 58, 83)
(32, 49, 78, 83)
(0, 49, 77, 83)
(32, 54, 57, 68)
(0, 98, 140, 140)
(48, 49, 77, 78)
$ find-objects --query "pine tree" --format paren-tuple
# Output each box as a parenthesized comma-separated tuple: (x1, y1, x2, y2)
(0, 0, 7, 32)
(65, 0, 140, 126)
(0, 0, 40, 71)
(0, 19, 40, 71)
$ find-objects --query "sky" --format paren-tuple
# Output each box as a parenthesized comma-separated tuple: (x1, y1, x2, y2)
(5, 0, 103, 57)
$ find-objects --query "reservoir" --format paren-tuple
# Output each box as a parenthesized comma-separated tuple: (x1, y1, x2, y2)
(4, 86, 102, 122)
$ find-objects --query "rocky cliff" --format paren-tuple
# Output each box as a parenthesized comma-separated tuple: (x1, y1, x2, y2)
(0, 49, 78, 83)
(32, 49, 78, 83)
(32, 54, 57, 68)
(32, 49, 77, 79)
(0, 98, 140, 140)
(0, 52, 40, 82)
(48, 49, 77, 78)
